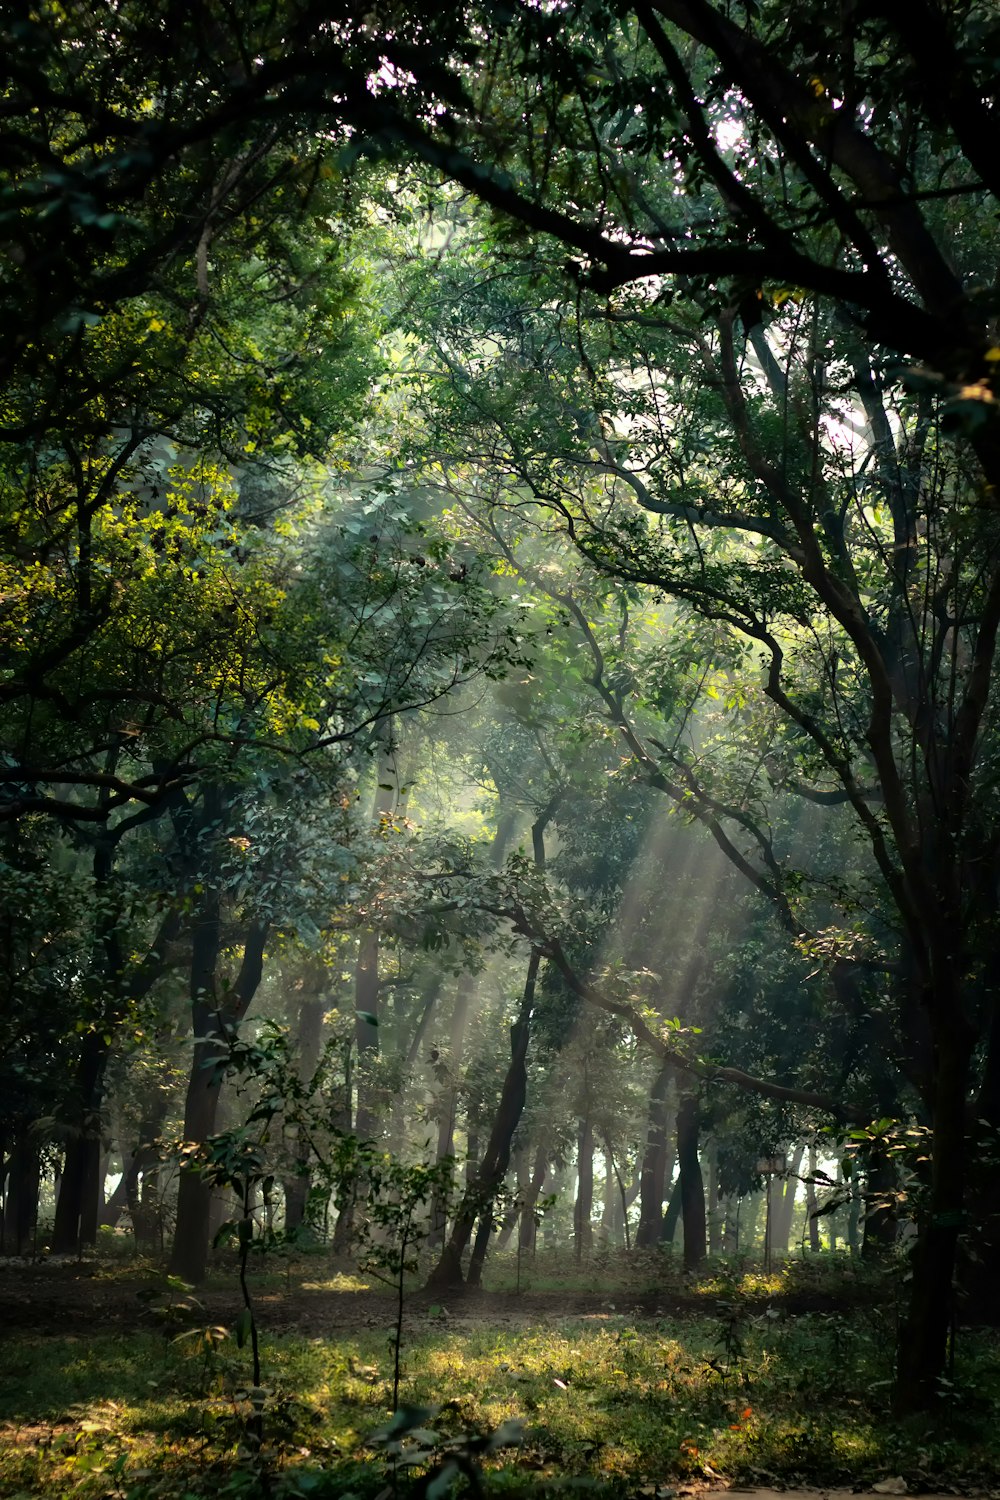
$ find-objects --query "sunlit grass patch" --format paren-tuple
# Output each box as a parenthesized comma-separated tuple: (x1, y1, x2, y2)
(696, 1267, 786, 1297)
(298, 1272, 371, 1293)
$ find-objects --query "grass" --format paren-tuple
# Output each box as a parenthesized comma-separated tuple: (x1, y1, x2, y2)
(1, 1254, 999, 1500)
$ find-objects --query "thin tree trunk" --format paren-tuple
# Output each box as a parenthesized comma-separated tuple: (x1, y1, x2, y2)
(464, 1132, 479, 1187)
(427, 795, 559, 1290)
(126, 1098, 170, 1253)
(352, 737, 398, 1145)
(284, 992, 325, 1234)
(0, 1134, 6, 1250)
(602, 1132, 632, 1250)
(428, 987, 471, 1249)
(847, 1178, 861, 1256)
(706, 1139, 723, 1256)
(519, 1143, 548, 1251)
(806, 1142, 821, 1252)
(743, 1191, 763, 1252)
(722, 1196, 738, 1253)
(491, 807, 519, 867)
(574, 1116, 594, 1260)
(429, 950, 538, 1289)
(468, 1205, 495, 1283)
(353, 928, 381, 1140)
(600, 1144, 618, 1241)
(170, 913, 267, 1284)
(495, 1141, 527, 1250)
(773, 1143, 805, 1256)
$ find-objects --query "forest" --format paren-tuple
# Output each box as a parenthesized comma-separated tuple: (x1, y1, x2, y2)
(3, 0, 1000, 1495)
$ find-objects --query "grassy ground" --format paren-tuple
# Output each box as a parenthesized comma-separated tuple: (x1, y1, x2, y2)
(1, 1251, 998, 1500)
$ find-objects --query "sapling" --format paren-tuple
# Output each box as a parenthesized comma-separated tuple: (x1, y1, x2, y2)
(202, 1128, 275, 1455)
(354, 1151, 457, 1412)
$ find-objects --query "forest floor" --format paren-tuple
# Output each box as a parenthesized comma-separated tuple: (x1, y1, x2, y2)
(0, 1252, 998, 1500)
(0, 1255, 880, 1335)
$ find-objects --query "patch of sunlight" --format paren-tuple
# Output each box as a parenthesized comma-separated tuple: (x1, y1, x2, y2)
(422, 1346, 474, 1382)
(831, 1426, 882, 1461)
(300, 1272, 370, 1292)
(696, 1267, 787, 1297)
(736, 1269, 787, 1296)
(474, 1399, 523, 1429)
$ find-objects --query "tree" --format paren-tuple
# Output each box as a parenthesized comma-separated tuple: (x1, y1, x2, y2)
(401, 46, 1000, 1395)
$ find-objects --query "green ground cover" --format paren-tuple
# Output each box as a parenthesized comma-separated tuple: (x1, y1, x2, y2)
(1, 1256, 997, 1500)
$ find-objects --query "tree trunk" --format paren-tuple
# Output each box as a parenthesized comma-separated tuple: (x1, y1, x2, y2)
(601, 1137, 632, 1247)
(676, 1095, 706, 1270)
(52, 1031, 111, 1253)
(428, 987, 471, 1249)
(127, 1149, 163, 1253)
(5, 1137, 40, 1254)
(806, 1142, 821, 1252)
(467, 1206, 495, 1286)
(125, 1099, 169, 1253)
(602, 1134, 632, 1249)
(772, 1143, 805, 1256)
(661, 1174, 682, 1246)
(574, 1116, 594, 1259)
(170, 909, 267, 1284)
(519, 1143, 548, 1251)
(847, 1178, 861, 1256)
(600, 1146, 615, 1238)
(352, 740, 398, 1144)
(427, 795, 558, 1290)
(706, 1139, 723, 1256)
(742, 1192, 763, 1252)
(636, 1060, 672, 1247)
(722, 1197, 739, 1253)
(495, 1141, 527, 1250)
(862, 1142, 898, 1258)
(895, 1033, 972, 1411)
(427, 952, 538, 1290)
(171, 1035, 225, 1282)
(353, 928, 381, 1141)
(284, 992, 326, 1234)
(465, 1132, 479, 1188)
(391, 972, 442, 1154)
(491, 806, 520, 866)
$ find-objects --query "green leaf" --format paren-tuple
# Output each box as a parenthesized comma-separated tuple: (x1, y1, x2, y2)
(426, 1460, 460, 1500)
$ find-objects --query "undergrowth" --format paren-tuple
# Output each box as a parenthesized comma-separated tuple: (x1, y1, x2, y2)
(1, 1256, 998, 1500)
